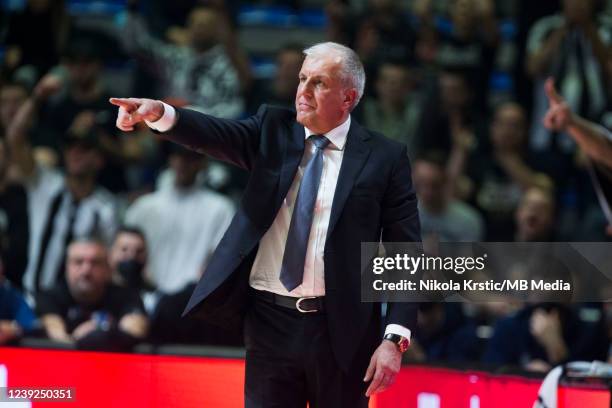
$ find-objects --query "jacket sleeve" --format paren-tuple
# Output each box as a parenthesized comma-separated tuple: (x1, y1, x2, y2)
(380, 144, 421, 332)
(158, 105, 267, 171)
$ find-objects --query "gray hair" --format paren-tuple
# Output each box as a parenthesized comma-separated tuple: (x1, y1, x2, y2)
(67, 236, 108, 255)
(303, 42, 366, 110)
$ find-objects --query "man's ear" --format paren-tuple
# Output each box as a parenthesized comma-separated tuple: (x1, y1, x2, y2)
(343, 88, 358, 111)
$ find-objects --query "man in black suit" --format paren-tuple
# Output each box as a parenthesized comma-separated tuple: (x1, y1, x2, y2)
(111, 42, 420, 407)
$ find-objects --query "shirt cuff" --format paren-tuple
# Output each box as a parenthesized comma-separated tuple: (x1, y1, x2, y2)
(145, 102, 176, 132)
(384, 324, 412, 344)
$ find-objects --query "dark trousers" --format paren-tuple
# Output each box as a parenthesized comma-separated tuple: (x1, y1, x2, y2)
(243, 295, 370, 408)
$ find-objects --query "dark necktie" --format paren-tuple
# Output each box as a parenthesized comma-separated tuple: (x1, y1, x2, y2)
(280, 134, 331, 291)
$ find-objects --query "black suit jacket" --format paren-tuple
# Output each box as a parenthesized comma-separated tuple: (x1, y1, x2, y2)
(161, 105, 421, 371)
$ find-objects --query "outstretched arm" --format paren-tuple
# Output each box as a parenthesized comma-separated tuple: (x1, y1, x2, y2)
(543, 77, 612, 168)
(110, 98, 262, 170)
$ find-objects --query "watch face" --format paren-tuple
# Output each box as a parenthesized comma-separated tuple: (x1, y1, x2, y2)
(398, 338, 409, 353)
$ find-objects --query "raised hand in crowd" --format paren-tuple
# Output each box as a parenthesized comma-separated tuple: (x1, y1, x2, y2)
(543, 77, 612, 169)
(529, 308, 568, 368)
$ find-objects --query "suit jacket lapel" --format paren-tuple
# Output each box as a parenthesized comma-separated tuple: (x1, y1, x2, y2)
(327, 120, 371, 240)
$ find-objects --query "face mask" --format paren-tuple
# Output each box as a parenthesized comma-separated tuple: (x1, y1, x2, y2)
(117, 259, 145, 288)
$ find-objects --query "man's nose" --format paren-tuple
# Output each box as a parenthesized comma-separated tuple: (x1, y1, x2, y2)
(299, 81, 314, 95)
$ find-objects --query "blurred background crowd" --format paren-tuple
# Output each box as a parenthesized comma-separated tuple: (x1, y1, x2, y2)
(1, 0, 612, 375)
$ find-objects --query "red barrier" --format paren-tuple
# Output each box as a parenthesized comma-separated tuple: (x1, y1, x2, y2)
(0, 348, 608, 407)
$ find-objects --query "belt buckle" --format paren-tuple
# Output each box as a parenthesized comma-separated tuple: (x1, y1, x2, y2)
(296, 297, 318, 313)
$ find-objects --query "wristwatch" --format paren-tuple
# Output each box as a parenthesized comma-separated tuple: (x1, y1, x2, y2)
(383, 333, 409, 353)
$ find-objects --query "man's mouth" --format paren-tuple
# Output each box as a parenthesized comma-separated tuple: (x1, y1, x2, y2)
(298, 103, 314, 110)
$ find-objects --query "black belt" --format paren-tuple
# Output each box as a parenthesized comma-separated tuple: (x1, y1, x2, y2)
(252, 289, 325, 313)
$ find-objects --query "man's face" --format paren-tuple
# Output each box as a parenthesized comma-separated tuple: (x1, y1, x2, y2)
(490, 104, 526, 151)
(295, 55, 355, 134)
(375, 64, 412, 107)
(439, 73, 470, 111)
(169, 153, 204, 188)
(66, 242, 110, 302)
(63, 144, 102, 178)
(109, 232, 147, 271)
(187, 8, 218, 50)
(66, 59, 100, 89)
(369, 0, 395, 11)
(0, 85, 28, 129)
(413, 161, 446, 211)
(563, 0, 594, 25)
(516, 189, 555, 241)
(28, 0, 50, 12)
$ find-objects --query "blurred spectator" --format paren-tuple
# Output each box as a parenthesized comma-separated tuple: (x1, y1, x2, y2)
(543, 77, 612, 238)
(143, 0, 241, 45)
(467, 102, 553, 240)
(327, 0, 416, 94)
(0, 81, 29, 137)
(358, 60, 423, 155)
(125, 145, 234, 294)
(512, 0, 560, 110)
(0, 135, 29, 289)
(412, 0, 498, 101)
(247, 43, 304, 114)
(109, 226, 149, 291)
(0, 79, 59, 169)
(417, 68, 487, 196)
(145, 0, 228, 40)
(106, 223, 240, 346)
(36, 238, 148, 351)
(0, 251, 36, 345)
(108, 226, 159, 314)
(2, 0, 70, 80)
(514, 186, 556, 241)
(0, 84, 30, 287)
(526, 0, 612, 156)
(483, 302, 608, 372)
(37, 39, 128, 192)
(6, 75, 118, 297)
(407, 303, 481, 363)
(121, 4, 249, 118)
(413, 151, 484, 242)
(543, 78, 612, 168)
(421, 68, 485, 150)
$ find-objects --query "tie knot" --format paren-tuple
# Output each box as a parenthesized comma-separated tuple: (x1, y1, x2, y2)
(310, 135, 330, 150)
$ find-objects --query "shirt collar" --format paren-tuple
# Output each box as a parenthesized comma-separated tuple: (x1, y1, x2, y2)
(304, 115, 351, 151)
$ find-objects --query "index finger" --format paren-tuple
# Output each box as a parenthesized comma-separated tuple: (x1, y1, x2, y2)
(544, 77, 563, 105)
(365, 371, 384, 397)
(109, 97, 140, 112)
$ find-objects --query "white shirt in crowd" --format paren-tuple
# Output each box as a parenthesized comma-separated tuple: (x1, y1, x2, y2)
(125, 184, 235, 294)
(23, 166, 118, 297)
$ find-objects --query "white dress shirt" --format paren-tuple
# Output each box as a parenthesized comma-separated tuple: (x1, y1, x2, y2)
(249, 117, 349, 297)
(148, 103, 412, 342)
